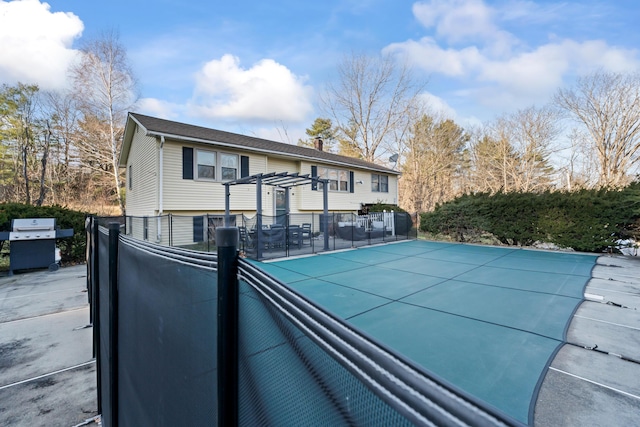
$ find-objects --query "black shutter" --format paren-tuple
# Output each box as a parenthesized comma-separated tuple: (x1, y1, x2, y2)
(349, 171, 354, 193)
(311, 166, 317, 190)
(183, 147, 194, 180)
(193, 216, 204, 242)
(241, 155, 250, 178)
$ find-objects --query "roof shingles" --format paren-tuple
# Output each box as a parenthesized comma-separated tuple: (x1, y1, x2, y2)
(128, 112, 398, 174)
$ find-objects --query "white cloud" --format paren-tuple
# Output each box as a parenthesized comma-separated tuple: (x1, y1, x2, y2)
(136, 97, 184, 120)
(386, 0, 640, 115)
(190, 54, 314, 123)
(413, 0, 516, 54)
(385, 37, 483, 76)
(420, 91, 457, 119)
(0, 0, 83, 90)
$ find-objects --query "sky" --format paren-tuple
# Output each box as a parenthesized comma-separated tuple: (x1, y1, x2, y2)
(1, 0, 639, 145)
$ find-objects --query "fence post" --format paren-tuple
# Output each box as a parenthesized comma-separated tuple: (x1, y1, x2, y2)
(169, 214, 173, 247)
(108, 222, 120, 426)
(323, 185, 329, 251)
(217, 227, 239, 427)
(92, 218, 102, 415)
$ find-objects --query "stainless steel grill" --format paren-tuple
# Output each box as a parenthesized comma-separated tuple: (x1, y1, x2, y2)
(9, 218, 56, 241)
(0, 218, 74, 275)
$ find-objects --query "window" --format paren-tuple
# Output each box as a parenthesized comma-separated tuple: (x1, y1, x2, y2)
(197, 150, 216, 179)
(185, 148, 246, 181)
(193, 216, 204, 242)
(143, 216, 149, 241)
(191, 149, 240, 181)
(371, 174, 389, 192)
(220, 153, 238, 181)
(318, 167, 349, 192)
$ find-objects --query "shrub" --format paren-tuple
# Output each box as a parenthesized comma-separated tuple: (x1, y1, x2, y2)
(419, 183, 640, 253)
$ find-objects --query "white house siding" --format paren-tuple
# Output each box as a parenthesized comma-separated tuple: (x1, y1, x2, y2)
(162, 141, 267, 213)
(124, 128, 397, 221)
(264, 156, 301, 215)
(297, 161, 398, 213)
(125, 129, 158, 216)
(353, 169, 399, 206)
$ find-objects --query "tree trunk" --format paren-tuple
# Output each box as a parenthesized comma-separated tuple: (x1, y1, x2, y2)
(22, 146, 31, 205)
(36, 121, 52, 206)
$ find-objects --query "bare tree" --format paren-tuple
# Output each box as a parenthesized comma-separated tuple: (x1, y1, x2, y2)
(469, 106, 557, 193)
(468, 132, 517, 193)
(400, 114, 468, 212)
(0, 83, 46, 204)
(322, 52, 425, 163)
(555, 71, 640, 188)
(42, 90, 81, 206)
(69, 30, 138, 213)
(497, 106, 557, 192)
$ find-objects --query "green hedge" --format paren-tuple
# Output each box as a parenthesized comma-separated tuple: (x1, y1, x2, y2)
(420, 183, 640, 253)
(0, 203, 91, 266)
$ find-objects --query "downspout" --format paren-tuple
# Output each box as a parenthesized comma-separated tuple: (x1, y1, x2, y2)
(157, 136, 164, 242)
(394, 174, 399, 205)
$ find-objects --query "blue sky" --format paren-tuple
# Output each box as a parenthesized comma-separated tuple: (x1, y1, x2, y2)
(1, 0, 639, 143)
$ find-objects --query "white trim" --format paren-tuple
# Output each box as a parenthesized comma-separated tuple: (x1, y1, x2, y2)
(0, 360, 96, 391)
(573, 315, 640, 331)
(549, 367, 640, 401)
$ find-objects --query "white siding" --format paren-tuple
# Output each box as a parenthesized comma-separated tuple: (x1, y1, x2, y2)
(356, 170, 399, 205)
(298, 161, 398, 213)
(162, 141, 267, 213)
(125, 128, 158, 216)
(264, 157, 300, 215)
(125, 131, 398, 218)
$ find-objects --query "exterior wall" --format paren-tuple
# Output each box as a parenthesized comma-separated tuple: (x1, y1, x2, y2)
(298, 161, 398, 213)
(353, 169, 399, 206)
(125, 127, 158, 216)
(125, 134, 399, 218)
(264, 156, 301, 215)
(162, 140, 267, 213)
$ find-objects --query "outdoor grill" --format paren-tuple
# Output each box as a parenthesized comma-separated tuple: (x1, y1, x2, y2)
(0, 218, 74, 275)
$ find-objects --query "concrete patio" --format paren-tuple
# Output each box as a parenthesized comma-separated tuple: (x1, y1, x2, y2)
(0, 265, 97, 426)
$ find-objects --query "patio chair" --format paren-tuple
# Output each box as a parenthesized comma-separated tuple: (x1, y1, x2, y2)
(264, 224, 285, 249)
(287, 225, 303, 249)
(238, 226, 255, 253)
(301, 223, 312, 245)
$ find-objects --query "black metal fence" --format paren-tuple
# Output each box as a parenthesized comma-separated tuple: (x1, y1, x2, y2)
(86, 217, 521, 427)
(109, 211, 417, 260)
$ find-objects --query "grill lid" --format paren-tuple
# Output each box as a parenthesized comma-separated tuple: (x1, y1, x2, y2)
(12, 217, 56, 231)
(10, 218, 56, 241)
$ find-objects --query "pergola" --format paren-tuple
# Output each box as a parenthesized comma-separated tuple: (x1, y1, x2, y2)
(223, 172, 330, 258)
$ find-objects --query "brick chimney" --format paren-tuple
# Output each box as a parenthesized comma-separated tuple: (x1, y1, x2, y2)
(313, 137, 323, 151)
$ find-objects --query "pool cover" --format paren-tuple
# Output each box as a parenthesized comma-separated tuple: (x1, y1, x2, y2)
(257, 240, 597, 424)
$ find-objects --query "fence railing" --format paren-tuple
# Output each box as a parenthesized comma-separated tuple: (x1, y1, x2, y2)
(102, 211, 418, 260)
(86, 217, 520, 427)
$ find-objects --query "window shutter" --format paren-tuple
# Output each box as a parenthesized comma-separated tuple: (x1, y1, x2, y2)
(349, 171, 354, 193)
(193, 216, 204, 242)
(311, 166, 317, 190)
(183, 147, 194, 180)
(241, 155, 250, 178)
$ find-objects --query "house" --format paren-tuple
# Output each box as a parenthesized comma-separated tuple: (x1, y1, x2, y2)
(119, 112, 400, 244)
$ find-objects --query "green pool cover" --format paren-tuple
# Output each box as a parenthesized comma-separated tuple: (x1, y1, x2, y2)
(256, 240, 597, 424)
